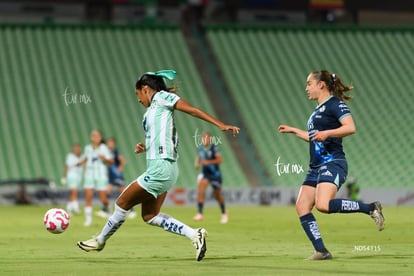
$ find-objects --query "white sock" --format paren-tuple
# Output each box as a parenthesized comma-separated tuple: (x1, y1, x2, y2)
(146, 212, 196, 240)
(73, 200, 80, 213)
(84, 206, 92, 224)
(97, 204, 128, 244)
(66, 201, 73, 213)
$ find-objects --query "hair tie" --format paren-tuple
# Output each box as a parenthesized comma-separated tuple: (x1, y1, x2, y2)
(331, 73, 336, 83)
(146, 70, 176, 81)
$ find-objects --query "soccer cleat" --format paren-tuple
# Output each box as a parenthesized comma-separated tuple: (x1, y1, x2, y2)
(127, 210, 137, 219)
(95, 210, 110, 219)
(192, 228, 207, 261)
(77, 237, 105, 252)
(83, 219, 92, 227)
(193, 214, 204, 222)
(220, 213, 228, 224)
(306, 250, 333, 260)
(370, 201, 384, 231)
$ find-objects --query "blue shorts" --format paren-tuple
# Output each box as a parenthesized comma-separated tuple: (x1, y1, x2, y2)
(303, 160, 348, 190)
(137, 159, 179, 198)
(109, 166, 125, 187)
(198, 173, 222, 190)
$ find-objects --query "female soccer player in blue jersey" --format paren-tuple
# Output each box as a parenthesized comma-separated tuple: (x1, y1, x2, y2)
(278, 70, 384, 260)
(106, 137, 137, 219)
(78, 70, 239, 261)
(193, 131, 228, 224)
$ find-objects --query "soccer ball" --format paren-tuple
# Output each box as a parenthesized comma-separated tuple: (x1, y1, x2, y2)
(43, 208, 70, 234)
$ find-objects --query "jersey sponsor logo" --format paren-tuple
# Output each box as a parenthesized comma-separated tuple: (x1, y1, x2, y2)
(319, 105, 326, 113)
(150, 100, 157, 108)
(321, 170, 333, 177)
(142, 116, 148, 132)
(164, 94, 175, 102)
(338, 103, 350, 112)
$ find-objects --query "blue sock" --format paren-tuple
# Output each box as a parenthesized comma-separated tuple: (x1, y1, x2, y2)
(299, 213, 328, 253)
(219, 203, 226, 214)
(197, 202, 204, 214)
(328, 199, 373, 214)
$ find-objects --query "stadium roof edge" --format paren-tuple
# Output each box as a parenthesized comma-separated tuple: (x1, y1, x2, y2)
(206, 24, 414, 33)
(0, 22, 178, 30)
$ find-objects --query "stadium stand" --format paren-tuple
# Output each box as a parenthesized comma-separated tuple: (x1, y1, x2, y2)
(2, 24, 413, 190)
(206, 25, 414, 188)
(0, 24, 249, 188)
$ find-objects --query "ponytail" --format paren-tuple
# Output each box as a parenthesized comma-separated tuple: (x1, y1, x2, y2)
(135, 69, 178, 94)
(312, 70, 353, 101)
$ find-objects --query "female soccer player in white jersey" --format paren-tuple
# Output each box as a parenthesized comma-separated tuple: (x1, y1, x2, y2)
(81, 130, 113, 226)
(62, 143, 83, 215)
(78, 70, 239, 261)
(278, 70, 384, 260)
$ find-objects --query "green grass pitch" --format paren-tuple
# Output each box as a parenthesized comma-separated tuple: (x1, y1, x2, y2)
(1, 205, 413, 275)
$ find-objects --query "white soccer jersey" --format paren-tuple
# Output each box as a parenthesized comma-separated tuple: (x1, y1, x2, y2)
(83, 143, 112, 180)
(65, 153, 83, 180)
(142, 91, 180, 161)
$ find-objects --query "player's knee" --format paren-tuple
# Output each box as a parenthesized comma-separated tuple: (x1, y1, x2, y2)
(315, 201, 329, 213)
(115, 197, 129, 210)
(143, 212, 157, 223)
(295, 201, 311, 216)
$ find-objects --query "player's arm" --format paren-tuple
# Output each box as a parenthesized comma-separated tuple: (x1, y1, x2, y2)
(117, 155, 126, 173)
(63, 165, 68, 178)
(202, 153, 222, 165)
(278, 125, 309, 142)
(99, 148, 114, 165)
(78, 157, 87, 165)
(195, 156, 201, 170)
(175, 99, 240, 136)
(312, 115, 356, 142)
(61, 165, 68, 186)
(135, 142, 146, 154)
(98, 155, 113, 165)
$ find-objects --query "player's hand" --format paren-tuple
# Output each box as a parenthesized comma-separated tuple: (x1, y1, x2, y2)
(311, 131, 329, 142)
(220, 125, 240, 136)
(200, 159, 209, 165)
(278, 125, 294, 133)
(61, 177, 67, 186)
(135, 142, 146, 154)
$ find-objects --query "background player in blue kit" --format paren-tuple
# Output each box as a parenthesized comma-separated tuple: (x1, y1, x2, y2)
(106, 137, 137, 219)
(278, 70, 384, 260)
(193, 131, 228, 224)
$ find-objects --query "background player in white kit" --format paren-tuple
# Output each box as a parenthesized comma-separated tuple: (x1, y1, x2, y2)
(62, 143, 83, 215)
(81, 130, 113, 226)
(78, 70, 239, 261)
